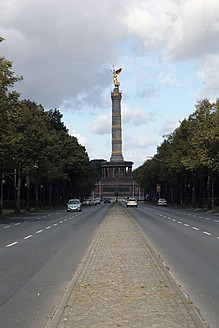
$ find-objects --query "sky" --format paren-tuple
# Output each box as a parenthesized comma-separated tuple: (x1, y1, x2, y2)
(1, 0, 219, 169)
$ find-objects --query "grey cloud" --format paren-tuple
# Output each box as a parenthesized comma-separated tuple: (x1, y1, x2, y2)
(0, 0, 129, 108)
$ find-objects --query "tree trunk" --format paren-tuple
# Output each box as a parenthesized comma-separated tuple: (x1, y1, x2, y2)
(16, 165, 22, 213)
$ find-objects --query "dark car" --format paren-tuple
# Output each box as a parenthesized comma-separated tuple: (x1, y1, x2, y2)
(104, 197, 111, 203)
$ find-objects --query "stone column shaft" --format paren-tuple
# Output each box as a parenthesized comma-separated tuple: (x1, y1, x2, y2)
(110, 87, 124, 162)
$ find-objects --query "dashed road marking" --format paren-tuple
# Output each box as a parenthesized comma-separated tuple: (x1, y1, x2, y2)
(192, 227, 199, 231)
(6, 242, 18, 248)
(3, 225, 11, 229)
(46, 226, 51, 229)
(36, 229, 43, 234)
(203, 231, 211, 236)
(24, 235, 32, 240)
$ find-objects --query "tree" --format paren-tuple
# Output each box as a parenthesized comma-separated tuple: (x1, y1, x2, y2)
(0, 38, 22, 213)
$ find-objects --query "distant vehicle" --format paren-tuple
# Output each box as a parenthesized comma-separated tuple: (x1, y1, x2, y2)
(89, 199, 97, 206)
(67, 199, 82, 212)
(126, 198, 138, 207)
(83, 199, 91, 205)
(157, 198, 167, 206)
(104, 198, 111, 204)
(94, 198, 101, 204)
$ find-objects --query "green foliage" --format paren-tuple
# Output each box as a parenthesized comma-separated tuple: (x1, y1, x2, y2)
(134, 99, 219, 208)
(0, 46, 96, 209)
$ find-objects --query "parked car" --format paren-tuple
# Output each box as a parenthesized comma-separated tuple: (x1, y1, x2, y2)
(67, 199, 82, 212)
(157, 198, 167, 206)
(126, 198, 138, 207)
(94, 198, 101, 204)
(83, 199, 91, 205)
(104, 197, 111, 203)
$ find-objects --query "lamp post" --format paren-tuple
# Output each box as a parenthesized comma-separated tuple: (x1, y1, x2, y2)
(211, 158, 214, 210)
(0, 169, 17, 213)
(34, 165, 39, 210)
(146, 156, 163, 162)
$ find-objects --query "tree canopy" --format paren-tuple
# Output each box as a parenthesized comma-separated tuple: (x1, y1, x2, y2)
(0, 39, 96, 212)
(134, 99, 219, 209)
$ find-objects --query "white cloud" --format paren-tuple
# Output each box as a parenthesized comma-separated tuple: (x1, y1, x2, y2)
(124, 134, 157, 150)
(158, 72, 181, 87)
(197, 55, 219, 101)
(159, 120, 180, 135)
(122, 104, 150, 126)
(90, 114, 111, 135)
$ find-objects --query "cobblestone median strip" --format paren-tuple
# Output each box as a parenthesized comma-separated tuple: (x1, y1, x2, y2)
(50, 203, 207, 328)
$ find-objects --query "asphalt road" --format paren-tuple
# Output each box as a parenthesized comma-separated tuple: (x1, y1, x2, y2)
(124, 202, 219, 328)
(0, 203, 109, 328)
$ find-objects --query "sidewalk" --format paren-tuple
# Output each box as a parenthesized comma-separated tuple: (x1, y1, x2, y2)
(49, 203, 208, 328)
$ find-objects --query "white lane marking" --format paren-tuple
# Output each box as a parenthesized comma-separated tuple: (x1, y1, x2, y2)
(172, 219, 176, 222)
(64, 219, 68, 221)
(214, 220, 219, 223)
(24, 235, 32, 240)
(59, 220, 63, 223)
(3, 225, 11, 229)
(177, 221, 182, 224)
(36, 230, 43, 234)
(199, 216, 204, 219)
(53, 223, 58, 226)
(6, 242, 18, 248)
(46, 226, 51, 229)
(203, 231, 211, 236)
(192, 227, 199, 231)
(14, 223, 20, 226)
(217, 237, 219, 240)
(184, 224, 190, 227)
(205, 218, 210, 221)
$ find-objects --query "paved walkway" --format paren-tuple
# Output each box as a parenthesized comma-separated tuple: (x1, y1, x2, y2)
(49, 203, 208, 328)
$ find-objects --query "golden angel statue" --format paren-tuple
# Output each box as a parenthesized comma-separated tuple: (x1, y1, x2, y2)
(111, 65, 122, 87)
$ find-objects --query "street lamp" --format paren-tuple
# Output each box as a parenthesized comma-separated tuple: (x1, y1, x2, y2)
(211, 158, 214, 210)
(146, 156, 163, 162)
(0, 169, 17, 213)
(34, 165, 39, 210)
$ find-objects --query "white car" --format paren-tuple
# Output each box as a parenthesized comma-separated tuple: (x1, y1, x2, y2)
(157, 198, 167, 206)
(126, 198, 138, 208)
(83, 199, 91, 205)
